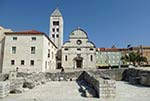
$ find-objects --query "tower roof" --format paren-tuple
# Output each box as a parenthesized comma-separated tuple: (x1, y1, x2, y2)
(51, 8, 62, 17)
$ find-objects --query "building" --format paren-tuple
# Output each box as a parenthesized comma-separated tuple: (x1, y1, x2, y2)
(49, 8, 64, 69)
(0, 26, 13, 72)
(2, 30, 57, 73)
(131, 46, 150, 65)
(96, 48, 122, 67)
(62, 28, 96, 69)
(49, 8, 63, 49)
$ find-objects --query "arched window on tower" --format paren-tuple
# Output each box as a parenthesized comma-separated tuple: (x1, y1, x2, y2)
(90, 55, 93, 62)
(65, 55, 67, 61)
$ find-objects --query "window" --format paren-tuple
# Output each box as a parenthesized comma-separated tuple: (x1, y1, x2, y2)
(45, 61, 47, 69)
(57, 28, 59, 32)
(12, 37, 17, 40)
(56, 34, 59, 38)
(65, 55, 67, 61)
(77, 48, 81, 51)
(90, 48, 94, 51)
(11, 60, 15, 65)
(76, 40, 82, 45)
(48, 42, 50, 46)
(30, 60, 34, 66)
(52, 34, 55, 38)
(31, 46, 36, 54)
(32, 37, 36, 40)
(53, 21, 59, 26)
(12, 46, 16, 54)
(48, 49, 50, 58)
(52, 52, 54, 59)
(52, 28, 55, 32)
(90, 55, 93, 61)
(21, 60, 25, 65)
(64, 48, 68, 51)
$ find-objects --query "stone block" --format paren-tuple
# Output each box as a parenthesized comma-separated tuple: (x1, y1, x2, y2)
(140, 75, 150, 86)
(85, 87, 97, 98)
(23, 78, 35, 89)
(0, 81, 10, 98)
(9, 78, 24, 93)
(8, 71, 17, 80)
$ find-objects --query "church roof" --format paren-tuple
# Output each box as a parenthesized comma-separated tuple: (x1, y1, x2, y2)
(51, 8, 62, 17)
(69, 28, 88, 39)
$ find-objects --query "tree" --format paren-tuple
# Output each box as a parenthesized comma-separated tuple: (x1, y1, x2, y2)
(121, 52, 147, 66)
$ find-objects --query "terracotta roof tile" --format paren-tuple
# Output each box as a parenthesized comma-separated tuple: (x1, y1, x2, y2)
(5, 30, 44, 35)
(96, 48, 128, 52)
(4, 30, 57, 48)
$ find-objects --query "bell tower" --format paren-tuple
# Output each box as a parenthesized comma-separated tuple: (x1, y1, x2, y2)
(49, 8, 63, 49)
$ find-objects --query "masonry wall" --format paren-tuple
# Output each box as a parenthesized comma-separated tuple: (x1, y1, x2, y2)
(62, 36, 96, 69)
(42, 36, 57, 71)
(2, 34, 44, 73)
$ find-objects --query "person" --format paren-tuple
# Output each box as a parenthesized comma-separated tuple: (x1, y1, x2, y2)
(16, 67, 19, 72)
(61, 67, 64, 73)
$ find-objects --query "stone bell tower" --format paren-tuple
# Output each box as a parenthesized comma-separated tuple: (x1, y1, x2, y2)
(49, 8, 63, 49)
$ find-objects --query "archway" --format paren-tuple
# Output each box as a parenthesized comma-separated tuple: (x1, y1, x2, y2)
(74, 55, 83, 68)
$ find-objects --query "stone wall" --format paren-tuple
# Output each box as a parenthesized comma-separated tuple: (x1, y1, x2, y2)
(99, 79, 116, 98)
(45, 69, 127, 81)
(122, 68, 150, 86)
(77, 71, 116, 98)
(0, 74, 9, 81)
(0, 81, 10, 98)
(1, 68, 127, 82)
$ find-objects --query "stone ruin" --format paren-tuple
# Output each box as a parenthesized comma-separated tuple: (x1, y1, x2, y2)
(0, 71, 47, 98)
(0, 81, 10, 98)
(77, 71, 116, 98)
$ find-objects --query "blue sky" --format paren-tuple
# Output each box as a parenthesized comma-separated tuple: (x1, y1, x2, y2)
(0, 0, 150, 48)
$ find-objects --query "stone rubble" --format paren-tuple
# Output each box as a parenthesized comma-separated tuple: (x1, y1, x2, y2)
(0, 81, 10, 98)
(99, 79, 116, 98)
(77, 71, 116, 98)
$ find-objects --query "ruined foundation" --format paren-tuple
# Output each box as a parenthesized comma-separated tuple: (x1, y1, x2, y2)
(0, 81, 10, 98)
(77, 71, 116, 98)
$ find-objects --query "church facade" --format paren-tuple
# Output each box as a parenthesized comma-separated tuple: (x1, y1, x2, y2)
(62, 28, 96, 69)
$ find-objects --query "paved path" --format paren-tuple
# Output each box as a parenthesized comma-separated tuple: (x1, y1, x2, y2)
(2, 81, 150, 101)
(3, 81, 85, 99)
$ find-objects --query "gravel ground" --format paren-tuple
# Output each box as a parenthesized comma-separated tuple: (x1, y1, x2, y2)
(1, 81, 150, 101)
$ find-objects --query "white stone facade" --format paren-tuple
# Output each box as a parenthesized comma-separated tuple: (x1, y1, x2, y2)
(49, 8, 63, 49)
(62, 28, 96, 69)
(0, 26, 12, 72)
(2, 30, 57, 73)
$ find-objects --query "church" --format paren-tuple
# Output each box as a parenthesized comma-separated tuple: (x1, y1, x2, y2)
(0, 8, 96, 73)
(50, 8, 96, 69)
(62, 28, 96, 69)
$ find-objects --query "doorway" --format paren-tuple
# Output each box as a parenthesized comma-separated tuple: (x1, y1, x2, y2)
(76, 59, 82, 68)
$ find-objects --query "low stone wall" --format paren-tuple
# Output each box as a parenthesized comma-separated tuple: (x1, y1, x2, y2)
(99, 79, 116, 98)
(123, 68, 150, 86)
(45, 68, 127, 81)
(0, 74, 9, 81)
(0, 81, 10, 98)
(77, 71, 116, 98)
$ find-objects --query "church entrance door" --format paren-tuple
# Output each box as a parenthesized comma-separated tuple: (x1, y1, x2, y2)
(76, 60, 82, 68)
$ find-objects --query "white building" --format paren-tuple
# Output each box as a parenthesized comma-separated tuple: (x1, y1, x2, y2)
(62, 28, 96, 69)
(0, 26, 13, 72)
(49, 8, 63, 49)
(2, 30, 57, 73)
